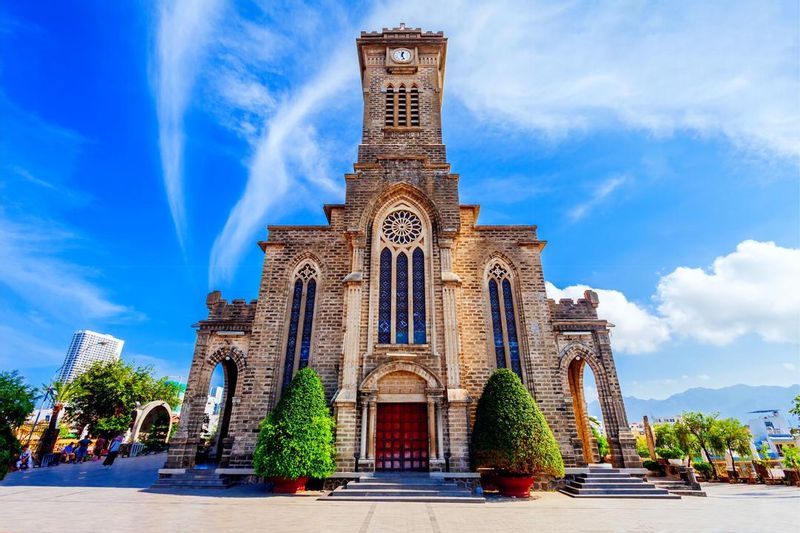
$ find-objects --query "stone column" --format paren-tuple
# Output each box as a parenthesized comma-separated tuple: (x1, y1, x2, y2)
(360, 401, 368, 460)
(427, 399, 437, 459)
(367, 399, 377, 460)
(334, 233, 364, 472)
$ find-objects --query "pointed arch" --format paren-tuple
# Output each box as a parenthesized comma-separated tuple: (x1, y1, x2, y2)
(280, 258, 321, 394)
(483, 256, 524, 379)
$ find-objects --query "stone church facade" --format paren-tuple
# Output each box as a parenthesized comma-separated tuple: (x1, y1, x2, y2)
(166, 26, 642, 474)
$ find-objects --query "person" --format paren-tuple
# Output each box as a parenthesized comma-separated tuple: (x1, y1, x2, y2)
(75, 436, 92, 463)
(61, 442, 75, 463)
(102, 435, 123, 466)
(93, 436, 106, 460)
(16, 446, 33, 470)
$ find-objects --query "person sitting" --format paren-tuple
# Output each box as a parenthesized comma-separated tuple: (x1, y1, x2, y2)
(61, 443, 75, 463)
(16, 446, 33, 470)
(92, 436, 106, 460)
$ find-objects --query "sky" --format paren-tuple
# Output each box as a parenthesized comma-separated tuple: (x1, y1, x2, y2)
(1, 1, 799, 403)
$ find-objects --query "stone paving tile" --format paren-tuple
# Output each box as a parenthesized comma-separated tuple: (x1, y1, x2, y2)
(1, 455, 797, 532)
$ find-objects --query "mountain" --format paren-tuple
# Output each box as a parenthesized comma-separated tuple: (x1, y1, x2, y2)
(588, 384, 800, 425)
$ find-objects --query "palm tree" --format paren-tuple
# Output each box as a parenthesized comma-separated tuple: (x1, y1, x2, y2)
(36, 380, 79, 458)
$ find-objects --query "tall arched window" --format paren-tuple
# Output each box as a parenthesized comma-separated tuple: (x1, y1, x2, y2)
(282, 262, 319, 393)
(384, 84, 420, 127)
(487, 262, 523, 378)
(377, 209, 427, 344)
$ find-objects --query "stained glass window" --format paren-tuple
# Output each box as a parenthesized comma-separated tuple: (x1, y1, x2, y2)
(488, 279, 506, 369)
(396, 252, 409, 344)
(298, 279, 316, 370)
(412, 248, 426, 344)
(378, 248, 392, 343)
(282, 279, 303, 393)
(502, 279, 522, 378)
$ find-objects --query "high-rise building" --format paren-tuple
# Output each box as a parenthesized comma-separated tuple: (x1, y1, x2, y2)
(58, 330, 124, 382)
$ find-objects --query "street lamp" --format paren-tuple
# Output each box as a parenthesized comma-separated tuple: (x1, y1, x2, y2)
(26, 339, 109, 449)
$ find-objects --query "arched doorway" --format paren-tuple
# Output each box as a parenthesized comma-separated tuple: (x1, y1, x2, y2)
(200, 356, 238, 465)
(567, 355, 602, 465)
(130, 401, 173, 445)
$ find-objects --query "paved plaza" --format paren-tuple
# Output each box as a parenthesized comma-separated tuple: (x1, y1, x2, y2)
(1, 454, 797, 533)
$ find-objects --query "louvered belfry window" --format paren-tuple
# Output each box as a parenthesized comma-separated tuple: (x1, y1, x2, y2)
(384, 85, 420, 127)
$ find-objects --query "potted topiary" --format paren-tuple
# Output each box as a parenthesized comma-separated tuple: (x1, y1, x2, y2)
(253, 368, 336, 493)
(471, 369, 565, 497)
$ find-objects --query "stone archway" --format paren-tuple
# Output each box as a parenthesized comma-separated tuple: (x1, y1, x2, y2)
(359, 361, 445, 472)
(130, 401, 172, 444)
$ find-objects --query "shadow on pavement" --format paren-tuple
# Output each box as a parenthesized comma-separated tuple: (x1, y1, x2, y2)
(1, 453, 166, 488)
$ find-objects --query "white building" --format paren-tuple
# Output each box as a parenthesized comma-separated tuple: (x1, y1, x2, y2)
(58, 330, 124, 383)
(747, 409, 795, 457)
(202, 386, 224, 436)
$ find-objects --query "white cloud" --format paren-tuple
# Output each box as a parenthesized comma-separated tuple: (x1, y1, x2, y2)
(568, 174, 628, 221)
(545, 281, 670, 354)
(782, 363, 796, 371)
(549, 240, 800, 355)
(657, 240, 800, 345)
(154, 0, 224, 247)
(0, 213, 142, 322)
(152, 2, 799, 279)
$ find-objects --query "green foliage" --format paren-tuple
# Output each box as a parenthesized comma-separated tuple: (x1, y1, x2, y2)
(756, 442, 772, 467)
(655, 446, 683, 460)
(588, 417, 609, 461)
(471, 369, 565, 477)
(677, 411, 719, 475)
(693, 461, 713, 479)
(0, 371, 36, 430)
(710, 417, 751, 458)
(95, 414, 132, 438)
(68, 360, 181, 432)
(790, 395, 800, 420)
(253, 369, 335, 480)
(642, 459, 663, 473)
(143, 420, 170, 452)
(635, 436, 651, 458)
(781, 445, 800, 471)
(0, 371, 36, 480)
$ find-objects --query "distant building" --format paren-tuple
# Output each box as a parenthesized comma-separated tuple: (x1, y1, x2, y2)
(167, 380, 188, 414)
(748, 409, 795, 456)
(58, 330, 124, 383)
(652, 416, 679, 425)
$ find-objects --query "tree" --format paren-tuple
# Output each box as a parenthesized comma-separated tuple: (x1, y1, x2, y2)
(253, 368, 335, 482)
(0, 371, 36, 479)
(790, 395, 800, 420)
(36, 380, 79, 457)
(67, 360, 181, 436)
(471, 369, 565, 478)
(710, 417, 751, 477)
(588, 416, 610, 462)
(676, 411, 719, 479)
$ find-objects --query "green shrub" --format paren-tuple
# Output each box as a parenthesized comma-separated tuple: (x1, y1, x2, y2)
(642, 459, 663, 473)
(471, 369, 564, 477)
(655, 446, 683, 459)
(693, 461, 713, 479)
(782, 445, 800, 471)
(635, 436, 651, 458)
(253, 368, 335, 480)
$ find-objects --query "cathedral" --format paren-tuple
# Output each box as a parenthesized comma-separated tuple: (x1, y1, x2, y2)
(166, 26, 642, 474)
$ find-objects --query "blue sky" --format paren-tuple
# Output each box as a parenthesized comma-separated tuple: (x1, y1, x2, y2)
(1, 1, 798, 401)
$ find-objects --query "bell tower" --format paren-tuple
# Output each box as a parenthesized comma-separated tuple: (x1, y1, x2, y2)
(356, 24, 448, 165)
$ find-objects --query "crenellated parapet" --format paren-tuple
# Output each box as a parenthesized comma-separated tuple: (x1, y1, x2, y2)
(549, 290, 600, 321)
(194, 291, 257, 332)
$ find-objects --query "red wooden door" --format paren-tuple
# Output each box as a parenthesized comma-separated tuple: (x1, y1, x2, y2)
(376, 403, 429, 471)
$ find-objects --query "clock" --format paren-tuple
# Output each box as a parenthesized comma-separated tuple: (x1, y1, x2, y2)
(391, 48, 413, 63)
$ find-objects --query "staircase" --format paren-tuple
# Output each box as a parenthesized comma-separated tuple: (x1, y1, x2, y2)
(151, 468, 236, 490)
(559, 467, 680, 499)
(650, 479, 707, 497)
(323, 474, 485, 503)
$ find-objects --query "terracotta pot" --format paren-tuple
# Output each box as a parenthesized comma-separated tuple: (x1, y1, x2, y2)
(271, 476, 308, 494)
(497, 474, 534, 498)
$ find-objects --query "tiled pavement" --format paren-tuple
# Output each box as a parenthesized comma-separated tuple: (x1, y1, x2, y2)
(1, 454, 797, 532)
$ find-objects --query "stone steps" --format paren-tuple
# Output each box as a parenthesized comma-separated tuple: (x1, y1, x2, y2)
(559, 468, 680, 499)
(321, 474, 484, 503)
(151, 469, 236, 490)
(650, 480, 707, 497)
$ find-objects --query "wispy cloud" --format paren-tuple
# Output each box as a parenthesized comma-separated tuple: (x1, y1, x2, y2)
(0, 212, 143, 322)
(568, 174, 628, 221)
(154, 0, 224, 247)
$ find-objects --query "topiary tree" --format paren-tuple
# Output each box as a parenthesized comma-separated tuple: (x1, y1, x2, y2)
(471, 369, 565, 478)
(253, 368, 335, 483)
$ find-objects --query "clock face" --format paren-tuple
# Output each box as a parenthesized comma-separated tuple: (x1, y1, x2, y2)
(392, 48, 412, 63)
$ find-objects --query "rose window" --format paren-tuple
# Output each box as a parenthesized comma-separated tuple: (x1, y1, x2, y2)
(382, 210, 422, 245)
